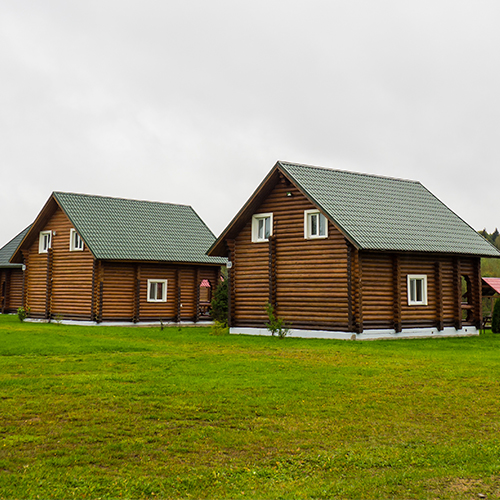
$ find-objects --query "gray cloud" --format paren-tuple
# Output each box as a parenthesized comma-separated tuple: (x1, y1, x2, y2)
(1, 0, 499, 247)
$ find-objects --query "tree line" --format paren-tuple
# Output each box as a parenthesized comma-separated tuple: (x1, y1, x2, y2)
(478, 228, 500, 250)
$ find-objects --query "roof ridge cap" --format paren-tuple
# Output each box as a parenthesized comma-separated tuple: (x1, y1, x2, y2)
(278, 160, 421, 184)
(53, 191, 192, 209)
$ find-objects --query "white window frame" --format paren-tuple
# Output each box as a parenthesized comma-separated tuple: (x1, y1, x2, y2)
(69, 229, 84, 252)
(39, 231, 52, 254)
(407, 275, 428, 306)
(304, 209, 328, 239)
(147, 279, 168, 303)
(251, 213, 273, 243)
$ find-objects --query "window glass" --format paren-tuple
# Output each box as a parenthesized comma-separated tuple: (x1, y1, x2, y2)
(147, 280, 167, 302)
(407, 275, 427, 305)
(318, 213, 326, 236)
(311, 214, 318, 235)
(252, 213, 273, 242)
(39, 231, 52, 253)
(304, 210, 328, 239)
(70, 229, 84, 251)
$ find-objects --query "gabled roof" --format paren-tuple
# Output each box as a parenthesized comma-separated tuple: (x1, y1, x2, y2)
(11, 192, 226, 265)
(209, 161, 500, 258)
(0, 226, 31, 269)
(482, 277, 500, 296)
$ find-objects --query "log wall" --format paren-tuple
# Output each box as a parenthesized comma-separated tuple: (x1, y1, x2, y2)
(231, 177, 350, 330)
(98, 262, 220, 322)
(360, 252, 482, 331)
(23, 207, 94, 319)
(0, 269, 24, 313)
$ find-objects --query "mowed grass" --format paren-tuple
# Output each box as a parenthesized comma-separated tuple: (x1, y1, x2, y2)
(1, 316, 500, 499)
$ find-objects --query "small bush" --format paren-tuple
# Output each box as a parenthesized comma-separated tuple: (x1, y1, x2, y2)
(210, 320, 229, 336)
(211, 280, 228, 323)
(17, 307, 30, 322)
(492, 299, 500, 333)
(265, 302, 290, 338)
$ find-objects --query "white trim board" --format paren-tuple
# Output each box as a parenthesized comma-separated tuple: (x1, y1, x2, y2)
(229, 326, 479, 341)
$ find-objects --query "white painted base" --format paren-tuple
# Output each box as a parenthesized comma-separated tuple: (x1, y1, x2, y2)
(229, 325, 479, 341)
(24, 319, 213, 327)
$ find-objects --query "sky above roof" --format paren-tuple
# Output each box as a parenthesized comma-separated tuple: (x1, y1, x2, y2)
(1, 0, 499, 248)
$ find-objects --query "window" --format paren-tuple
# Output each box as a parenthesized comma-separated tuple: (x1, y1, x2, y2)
(147, 279, 167, 302)
(39, 231, 52, 253)
(70, 229, 84, 251)
(304, 210, 328, 239)
(251, 213, 273, 242)
(407, 275, 428, 306)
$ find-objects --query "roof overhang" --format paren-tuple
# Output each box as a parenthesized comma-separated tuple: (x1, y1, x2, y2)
(482, 277, 500, 296)
(10, 193, 97, 263)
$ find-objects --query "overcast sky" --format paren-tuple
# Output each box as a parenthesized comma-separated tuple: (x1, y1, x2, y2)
(1, 0, 500, 248)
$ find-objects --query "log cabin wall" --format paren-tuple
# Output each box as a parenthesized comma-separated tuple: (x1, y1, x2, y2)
(99, 262, 221, 322)
(399, 254, 440, 329)
(49, 210, 94, 319)
(7, 269, 24, 313)
(23, 207, 94, 319)
(359, 253, 394, 330)
(100, 263, 136, 321)
(1, 269, 24, 313)
(138, 264, 178, 321)
(360, 252, 482, 332)
(232, 177, 350, 330)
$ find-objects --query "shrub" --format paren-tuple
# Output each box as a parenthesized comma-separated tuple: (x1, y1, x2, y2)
(211, 280, 228, 324)
(265, 302, 290, 338)
(210, 320, 229, 336)
(17, 307, 30, 322)
(492, 299, 500, 333)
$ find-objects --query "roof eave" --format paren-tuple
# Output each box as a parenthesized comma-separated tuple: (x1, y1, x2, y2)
(276, 161, 361, 250)
(208, 163, 283, 257)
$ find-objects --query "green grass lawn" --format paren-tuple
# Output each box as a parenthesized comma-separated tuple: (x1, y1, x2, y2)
(1, 315, 500, 499)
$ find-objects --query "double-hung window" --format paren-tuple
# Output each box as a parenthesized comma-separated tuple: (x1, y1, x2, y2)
(39, 231, 52, 253)
(407, 275, 428, 306)
(304, 210, 328, 239)
(251, 213, 273, 242)
(147, 279, 167, 302)
(69, 229, 84, 251)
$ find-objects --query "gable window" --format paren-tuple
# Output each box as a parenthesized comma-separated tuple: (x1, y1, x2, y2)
(304, 210, 328, 239)
(251, 213, 273, 242)
(39, 231, 52, 253)
(147, 279, 167, 302)
(407, 275, 428, 306)
(69, 229, 84, 251)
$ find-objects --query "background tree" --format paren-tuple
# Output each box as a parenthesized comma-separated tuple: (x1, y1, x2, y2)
(210, 279, 228, 324)
(492, 299, 500, 334)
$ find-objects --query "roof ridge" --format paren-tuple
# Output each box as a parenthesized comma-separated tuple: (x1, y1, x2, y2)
(278, 160, 421, 185)
(53, 191, 192, 209)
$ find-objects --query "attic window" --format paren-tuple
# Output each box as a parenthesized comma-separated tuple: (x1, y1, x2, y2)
(147, 280, 167, 302)
(304, 210, 328, 239)
(38, 231, 52, 253)
(252, 213, 273, 242)
(70, 229, 84, 251)
(407, 275, 428, 306)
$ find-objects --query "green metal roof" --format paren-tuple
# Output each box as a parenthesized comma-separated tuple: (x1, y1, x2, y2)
(279, 161, 500, 257)
(53, 192, 226, 264)
(0, 226, 31, 268)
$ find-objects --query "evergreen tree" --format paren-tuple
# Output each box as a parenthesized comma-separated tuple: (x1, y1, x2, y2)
(495, 235, 500, 250)
(210, 280, 228, 324)
(492, 228, 499, 243)
(492, 299, 500, 334)
(479, 229, 489, 240)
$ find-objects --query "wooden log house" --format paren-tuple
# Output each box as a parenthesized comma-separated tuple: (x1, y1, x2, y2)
(0, 227, 30, 314)
(10, 192, 226, 322)
(208, 161, 500, 340)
